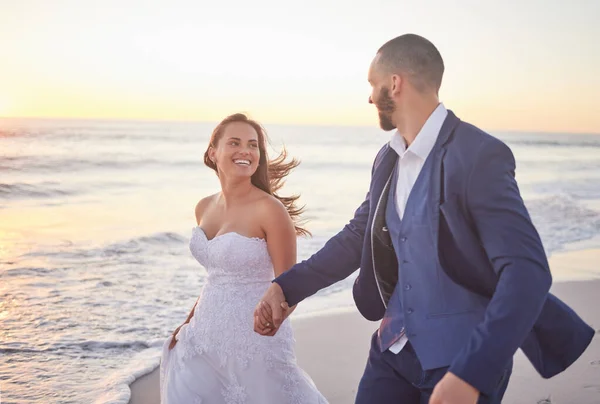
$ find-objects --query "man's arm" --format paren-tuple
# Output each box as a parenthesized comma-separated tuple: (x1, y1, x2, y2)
(273, 194, 370, 306)
(272, 141, 394, 307)
(254, 145, 392, 334)
(254, 194, 370, 334)
(448, 140, 552, 395)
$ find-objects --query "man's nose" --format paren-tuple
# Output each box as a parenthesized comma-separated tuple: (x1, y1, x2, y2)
(368, 95, 373, 104)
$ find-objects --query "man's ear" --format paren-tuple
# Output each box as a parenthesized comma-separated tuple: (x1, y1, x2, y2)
(391, 74, 403, 97)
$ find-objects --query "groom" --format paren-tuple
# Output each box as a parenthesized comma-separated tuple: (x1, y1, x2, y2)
(254, 34, 594, 403)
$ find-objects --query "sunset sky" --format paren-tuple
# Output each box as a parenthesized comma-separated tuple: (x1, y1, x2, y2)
(1, 0, 598, 132)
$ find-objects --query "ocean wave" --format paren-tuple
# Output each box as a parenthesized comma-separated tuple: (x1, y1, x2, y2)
(0, 347, 53, 354)
(100, 232, 187, 256)
(16, 232, 188, 264)
(497, 132, 600, 148)
(532, 178, 600, 200)
(0, 154, 368, 175)
(528, 194, 600, 254)
(303, 161, 371, 171)
(0, 339, 158, 355)
(507, 138, 600, 148)
(518, 159, 600, 173)
(70, 340, 152, 351)
(0, 119, 207, 143)
(0, 182, 77, 199)
(95, 344, 163, 404)
(0, 128, 23, 138)
(0, 266, 54, 278)
(0, 155, 198, 173)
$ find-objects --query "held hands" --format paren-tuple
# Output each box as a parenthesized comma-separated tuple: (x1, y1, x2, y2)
(253, 282, 294, 336)
(429, 372, 479, 404)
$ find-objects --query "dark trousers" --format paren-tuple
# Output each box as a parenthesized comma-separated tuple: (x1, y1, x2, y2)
(355, 332, 512, 404)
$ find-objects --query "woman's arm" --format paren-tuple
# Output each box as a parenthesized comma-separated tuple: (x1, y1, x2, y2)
(184, 297, 199, 323)
(261, 197, 297, 278)
(259, 196, 299, 321)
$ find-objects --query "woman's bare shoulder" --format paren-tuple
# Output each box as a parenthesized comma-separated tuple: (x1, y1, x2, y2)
(195, 193, 219, 224)
(253, 192, 292, 234)
(254, 191, 286, 214)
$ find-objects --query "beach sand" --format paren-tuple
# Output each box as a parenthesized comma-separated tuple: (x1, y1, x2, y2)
(129, 249, 600, 404)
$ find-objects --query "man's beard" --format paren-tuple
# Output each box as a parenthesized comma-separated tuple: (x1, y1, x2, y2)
(376, 87, 396, 131)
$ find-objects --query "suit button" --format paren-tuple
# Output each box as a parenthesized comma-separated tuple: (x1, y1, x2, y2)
(407, 308, 414, 314)
(404, 284, 411, 290)
(400, 237, 407, 242)
(402, 259, 409, 264)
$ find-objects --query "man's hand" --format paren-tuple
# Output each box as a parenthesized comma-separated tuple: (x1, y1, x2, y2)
(429, 372, 479, 404)
(254, 282, 291, 336)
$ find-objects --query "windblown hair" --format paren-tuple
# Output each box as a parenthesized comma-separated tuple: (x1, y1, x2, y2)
(203, 113, 310, 236)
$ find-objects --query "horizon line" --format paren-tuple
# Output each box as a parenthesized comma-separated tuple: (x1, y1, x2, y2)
(1, 114, 598, 136)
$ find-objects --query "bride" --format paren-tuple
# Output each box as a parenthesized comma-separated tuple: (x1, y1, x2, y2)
(159, 113, 328, 404)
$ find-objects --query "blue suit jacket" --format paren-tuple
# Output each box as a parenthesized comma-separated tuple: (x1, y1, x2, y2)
(275, 110, 594, 394)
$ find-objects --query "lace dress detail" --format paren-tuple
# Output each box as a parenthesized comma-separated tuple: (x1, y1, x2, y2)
(159, 227, 328, 404)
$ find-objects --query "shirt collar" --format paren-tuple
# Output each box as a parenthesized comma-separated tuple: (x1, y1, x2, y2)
(389, 103, 448, 160)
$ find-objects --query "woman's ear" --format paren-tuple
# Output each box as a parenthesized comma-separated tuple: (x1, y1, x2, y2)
(208, 146, 216, 164)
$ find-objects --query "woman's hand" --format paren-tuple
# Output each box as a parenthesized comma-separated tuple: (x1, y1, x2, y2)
(168, 324, 184, 350)
(169, 298, 199, 350)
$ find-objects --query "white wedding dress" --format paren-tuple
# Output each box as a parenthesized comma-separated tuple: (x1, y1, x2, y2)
(159, 227, 328, 404)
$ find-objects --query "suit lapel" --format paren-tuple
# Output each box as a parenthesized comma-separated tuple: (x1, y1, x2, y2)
(371, 144, 397, 247)
(429, 111, 460, 254)
(369, 109, 460, 254)
(371, 144, 398, 202)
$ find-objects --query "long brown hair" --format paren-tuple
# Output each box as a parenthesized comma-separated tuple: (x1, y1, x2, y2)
(203, 113, 310, 237)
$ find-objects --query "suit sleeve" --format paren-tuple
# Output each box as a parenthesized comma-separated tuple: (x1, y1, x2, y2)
(448, 140, 552, 395)
(272, 145, 389, 306)
(274, 195, 369, 306)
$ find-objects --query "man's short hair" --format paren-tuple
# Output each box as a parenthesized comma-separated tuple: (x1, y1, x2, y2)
(376, 34, 444, 93)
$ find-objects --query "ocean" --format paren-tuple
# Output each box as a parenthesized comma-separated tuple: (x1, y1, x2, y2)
(1, 117, 599, 403)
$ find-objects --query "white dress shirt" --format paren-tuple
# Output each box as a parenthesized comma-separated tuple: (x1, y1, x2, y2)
(387, 102, 448, 354)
